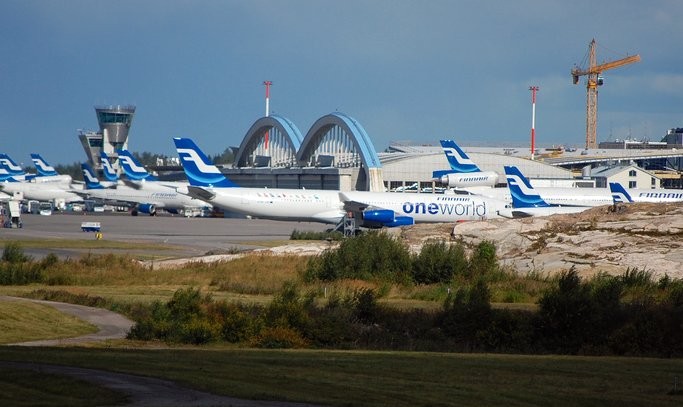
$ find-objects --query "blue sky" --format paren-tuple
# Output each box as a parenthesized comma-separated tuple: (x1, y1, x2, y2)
(1, 1, 682, 165)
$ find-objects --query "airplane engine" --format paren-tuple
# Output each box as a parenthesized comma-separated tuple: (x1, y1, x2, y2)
(362, 209, 395, 223)
(135, 203, 157, 216)
(362, 209, 414, 228)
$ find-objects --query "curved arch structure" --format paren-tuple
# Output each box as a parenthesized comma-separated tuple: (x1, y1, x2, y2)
(232, 112, 383, 191)
(234, 114, 303, 168)
(297, 112, 383, 191)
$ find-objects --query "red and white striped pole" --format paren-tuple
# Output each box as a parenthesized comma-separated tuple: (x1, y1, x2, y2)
(263, 81, 272, 149)
(263, 80, 272, 117)
(529, 86, 539, 160)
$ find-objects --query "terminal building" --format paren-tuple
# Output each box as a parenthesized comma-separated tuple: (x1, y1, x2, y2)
(79, 106, 683, 191)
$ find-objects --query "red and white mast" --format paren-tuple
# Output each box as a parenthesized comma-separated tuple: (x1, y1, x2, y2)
(263, 80, 272, 117)
(529, 86, 539, 160)
(263, 81, 272, 149)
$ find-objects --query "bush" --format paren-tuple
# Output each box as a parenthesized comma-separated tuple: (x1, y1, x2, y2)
(2, 241, 30, 263)
(535, 268, 596, 353)
(263, 282, 312, 331)
(441, 279, 492, 346)
(469, 240, 498, 276)
(251, 326, 309, 349)
(412, 239, 467, 285)
(305, 231, 411, 283)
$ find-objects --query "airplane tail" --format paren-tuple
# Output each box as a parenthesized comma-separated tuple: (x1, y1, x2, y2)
(172, 138, 237, 188)
(439, 139, 482, 173)
(0, 168, 20, 182)
(30, 153, 59, 176)
(81, 163, 104, 189)
(504, 166, 550, 208)
(116, 149, 158, 181)
(100, 152, 119, 182)
(0, 154, 25, 176)
(609, 182, 633, 204)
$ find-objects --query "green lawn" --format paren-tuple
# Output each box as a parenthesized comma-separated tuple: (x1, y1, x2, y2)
(0, 299, 97, 344)
(0, 347, 681, 407)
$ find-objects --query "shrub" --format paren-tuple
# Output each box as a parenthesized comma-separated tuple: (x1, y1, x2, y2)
(412, 239, 467, 284)
(469, 240, 498, 276)
(2, 241, 30, 263)
(441, 279, 492, 345)
(535, 268, 596, 353)
(263, 282, 312, 331)
(305, 231, 411, 283)
(251, 326, 309, 349)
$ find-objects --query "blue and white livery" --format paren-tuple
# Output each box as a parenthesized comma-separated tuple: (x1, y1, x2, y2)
(609, 182, 683, 204)
(100, 152, 119, 182)
(433, 139, 498, 188)
(78, 162, 209, 216)
(174, 138, 514, 225)
(30, 154, 59, 177)
(116, 150, 158, 181)
(502, 166, 591, 217)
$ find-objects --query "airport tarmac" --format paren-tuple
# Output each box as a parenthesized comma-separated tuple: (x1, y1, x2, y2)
(0, 212, 331, 259)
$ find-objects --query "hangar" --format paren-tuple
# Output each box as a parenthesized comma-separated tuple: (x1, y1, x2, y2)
(80, 106, 683, 191)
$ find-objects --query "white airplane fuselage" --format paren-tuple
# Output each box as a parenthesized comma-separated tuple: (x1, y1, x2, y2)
(462, 186, 613, 207)
(627, 188, 683, 203)
(200, 187, 345, 224)
(1, 181, 83, 203)
(82, 184, 208, 211)
(342, 191, 507, 222)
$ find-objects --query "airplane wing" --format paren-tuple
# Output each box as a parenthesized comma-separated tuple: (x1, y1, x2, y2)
(187, 186, 217, 201)
(339, 193, 371, 213)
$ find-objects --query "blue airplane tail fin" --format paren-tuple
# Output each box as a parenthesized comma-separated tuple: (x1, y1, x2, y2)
(0, 154, 25, 176)
(116, 149, 158, 181)
(30, 153, 59, 176)
(100, 152, 119, 182)
(609, 182, 633, 204)
(81, 163, 104, 189)
(173, 138, 237, 188)
(439, 139, 482, 173)
(504, 165, 550, 208)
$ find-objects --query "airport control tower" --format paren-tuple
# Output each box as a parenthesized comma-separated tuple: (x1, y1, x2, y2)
(78, 105, 136, 171)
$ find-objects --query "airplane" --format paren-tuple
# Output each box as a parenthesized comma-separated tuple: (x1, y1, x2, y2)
(30, 153, 74, 184)
(609, 182, 683, 204)
(173, 137, 517, 226)
(433, 141, 614, 207)
(0, 153, 73, 184)
(432, 139, 499, 188)
(100, 151, 120, 182)
(503, 166, 593, 218)
(78, 163, 210, 216)
(0, 173, 84, 203)
(116, 150, 158, 181)
(174, 137, 346, 224)
(0, 154, 83, 203)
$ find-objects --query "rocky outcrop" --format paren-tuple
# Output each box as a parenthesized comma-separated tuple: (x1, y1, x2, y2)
(400, 202, 683, 279)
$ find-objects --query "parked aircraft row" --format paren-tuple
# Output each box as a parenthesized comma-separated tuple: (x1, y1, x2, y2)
(2, 138, 682, 227)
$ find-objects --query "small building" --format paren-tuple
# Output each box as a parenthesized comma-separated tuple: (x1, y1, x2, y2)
(591, 165, 660, 189)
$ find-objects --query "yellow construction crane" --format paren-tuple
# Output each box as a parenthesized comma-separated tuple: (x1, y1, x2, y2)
(571, 39, 640, 150)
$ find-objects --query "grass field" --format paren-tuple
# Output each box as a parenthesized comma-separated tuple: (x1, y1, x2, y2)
(1, 347, 682, 407)
(0, 299, 97, 344)
(1, 242, 681, 406)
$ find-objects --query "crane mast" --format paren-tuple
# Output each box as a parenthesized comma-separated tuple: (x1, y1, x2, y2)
(571, 39, 641, 150)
